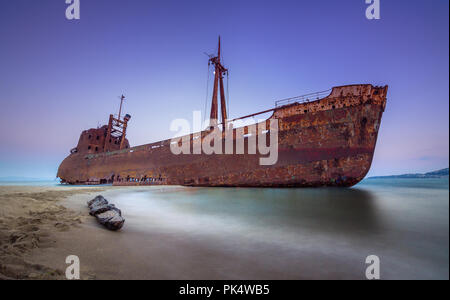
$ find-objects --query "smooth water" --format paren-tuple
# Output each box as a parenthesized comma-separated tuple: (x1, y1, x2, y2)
(97, 177, 449, 279)
(0, 180, 61, 186)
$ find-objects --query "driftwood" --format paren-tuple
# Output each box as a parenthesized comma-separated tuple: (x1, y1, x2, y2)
(87, 195, 125, 231)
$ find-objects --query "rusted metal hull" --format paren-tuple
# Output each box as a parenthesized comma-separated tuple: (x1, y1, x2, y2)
(57, 84, 387, 188)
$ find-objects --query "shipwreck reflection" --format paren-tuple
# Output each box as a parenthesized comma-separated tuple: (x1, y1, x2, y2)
(153, 187, 382, 236)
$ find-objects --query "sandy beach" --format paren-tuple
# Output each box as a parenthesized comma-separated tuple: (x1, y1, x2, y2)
(0, 186, 106, 279)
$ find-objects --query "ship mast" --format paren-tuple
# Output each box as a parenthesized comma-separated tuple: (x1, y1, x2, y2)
(209, 36, 228, 131)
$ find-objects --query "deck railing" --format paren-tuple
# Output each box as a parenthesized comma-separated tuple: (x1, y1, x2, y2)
(275, 89, 332, 107)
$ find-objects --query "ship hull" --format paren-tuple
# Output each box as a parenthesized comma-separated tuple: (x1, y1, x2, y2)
(57, 84, 387, 187)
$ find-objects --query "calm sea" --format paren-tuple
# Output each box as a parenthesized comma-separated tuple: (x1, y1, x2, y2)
(98, 177, 448, 279)
(0, 180, 61, 186)
(5, 177, 450, 279)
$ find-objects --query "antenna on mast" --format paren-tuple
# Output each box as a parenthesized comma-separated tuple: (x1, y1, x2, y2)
(118, 94, 125, 120)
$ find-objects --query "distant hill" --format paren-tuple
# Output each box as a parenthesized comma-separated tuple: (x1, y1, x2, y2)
(369, 168, 449, 179)
(424, 168, 450, 177)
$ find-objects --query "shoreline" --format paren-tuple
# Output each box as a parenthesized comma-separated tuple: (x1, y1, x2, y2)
(1, 181, 448, 280)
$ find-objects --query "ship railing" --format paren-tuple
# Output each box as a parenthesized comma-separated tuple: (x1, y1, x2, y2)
(275, 89, 332, 107)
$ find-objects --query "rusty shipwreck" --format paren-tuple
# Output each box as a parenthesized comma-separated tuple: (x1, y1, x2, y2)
(57, 39, 388, 187)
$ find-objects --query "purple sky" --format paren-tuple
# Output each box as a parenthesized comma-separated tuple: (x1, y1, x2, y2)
(0, 0, 448, 179)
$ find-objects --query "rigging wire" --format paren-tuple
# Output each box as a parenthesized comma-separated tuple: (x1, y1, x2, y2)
(204, 63, 210, 123)
(221, 48, 230, 118)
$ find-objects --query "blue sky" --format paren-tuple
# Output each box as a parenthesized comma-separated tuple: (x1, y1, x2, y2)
(0, 0, 448, 178)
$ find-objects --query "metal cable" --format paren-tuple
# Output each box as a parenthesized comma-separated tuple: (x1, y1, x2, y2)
(204, 63, 210, 122)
